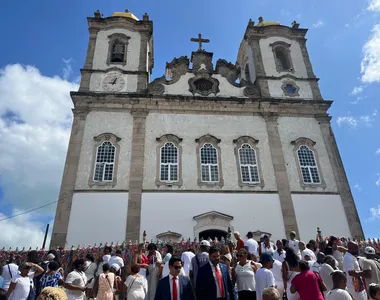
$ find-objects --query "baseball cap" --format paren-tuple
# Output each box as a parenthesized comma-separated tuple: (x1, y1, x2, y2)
(200, 240, 211, 247)
(261, 253, 274, 262)
(365, 246, 376, 255)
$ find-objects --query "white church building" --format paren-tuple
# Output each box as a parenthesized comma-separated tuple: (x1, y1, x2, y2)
(51, 10, 364, 248)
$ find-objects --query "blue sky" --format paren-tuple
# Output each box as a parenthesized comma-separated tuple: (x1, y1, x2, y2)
(0, 0, 380, 247)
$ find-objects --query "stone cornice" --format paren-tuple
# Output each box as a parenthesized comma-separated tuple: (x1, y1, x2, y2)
(87, 16, 153, 34)
(245, 25, 308, 41)
(70, 92, 333, 116)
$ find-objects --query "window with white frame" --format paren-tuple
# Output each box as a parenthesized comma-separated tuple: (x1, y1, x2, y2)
(238, 143, 260, 183)
(297, 145, 320, 184)
(93, 141, 116, 182)
(200, 143, 219, 182)
(160, 142, 179, 182)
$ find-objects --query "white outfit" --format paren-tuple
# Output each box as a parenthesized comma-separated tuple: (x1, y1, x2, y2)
(255, 268, 275, 300)
(162, 262, 185, 278)
(244, 238, 259, 256)
(125, 275, 147, 300)
(84, 262, 98, 289)
(65, 270, 87, 300)
(325, 289, 353, 300)
(9, 274, 34, 300)
(146, 251, 162, 300)
(102, 254, 111, 263)
(343, 252, 367, 300)
(288, 239, 300, 256)
(333, 250, 344, 270)
(235, 260, 256, 292)
(312, 261, 322, 273)
(284, 262, 300, 300)
(271, 260, 284, 298)
(108, 256, 124, 268)
(260, 243, 275, 256)
(273, 249, 286, 262)
(320, 263, 335, 293)
(2, 263, 19, 291)
(181, 251, 195, 276)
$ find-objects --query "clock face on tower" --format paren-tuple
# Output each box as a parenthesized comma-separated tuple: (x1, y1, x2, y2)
(102, 73, 126, 92)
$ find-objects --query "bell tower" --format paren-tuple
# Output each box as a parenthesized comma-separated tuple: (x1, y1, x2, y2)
(79, 9, 154, 93)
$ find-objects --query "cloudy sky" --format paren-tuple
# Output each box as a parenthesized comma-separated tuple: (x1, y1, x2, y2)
(0, 0, 380, 248)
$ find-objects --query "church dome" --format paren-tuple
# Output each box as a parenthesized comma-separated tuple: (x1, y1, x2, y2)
(112, 9, 139, 21)
(256, 16, 280, 27)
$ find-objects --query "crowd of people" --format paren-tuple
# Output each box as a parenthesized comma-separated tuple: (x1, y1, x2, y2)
(0, 230, 380, 300)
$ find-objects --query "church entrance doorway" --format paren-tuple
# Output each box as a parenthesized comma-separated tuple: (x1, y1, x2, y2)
(199, 229, 227, 241)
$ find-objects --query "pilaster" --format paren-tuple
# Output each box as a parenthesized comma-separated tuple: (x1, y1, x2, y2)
(50, 109, 88, 248)
(249, 38, 270, 98)
(264, 114, 299, 237)
(79, 30, 98, 92)
(136, 32, 150, 92)
(317, 117, 364, 239)
(125, 109, 149, 241)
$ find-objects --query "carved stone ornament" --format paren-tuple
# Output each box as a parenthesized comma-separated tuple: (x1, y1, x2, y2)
(147, 78, 165, 95)
(281, 80, 300, 97)
(165, 56, 190, 83)
(215, 59, 240, 86)
(193, 211, 234, 239)
(189, 73, 219, 96)
(191, 51, 214, 74)
(243, 85, 261, 97)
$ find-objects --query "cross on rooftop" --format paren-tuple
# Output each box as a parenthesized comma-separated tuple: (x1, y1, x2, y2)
(190, 33, 210, 51)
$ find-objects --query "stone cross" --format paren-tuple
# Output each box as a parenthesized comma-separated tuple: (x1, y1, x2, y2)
(190, 33, 210, 51)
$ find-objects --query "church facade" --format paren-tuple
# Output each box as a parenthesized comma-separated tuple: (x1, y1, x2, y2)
(51, 10, 364, 248)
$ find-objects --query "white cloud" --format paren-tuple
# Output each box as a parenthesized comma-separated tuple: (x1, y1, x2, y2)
(377, 179, 380, 186)
(0, 64, 78, 248)
(0, 211, 52, 249)
(350, 86, 364, 95)
(354, 184, 362, 191)
(312, 20, 325, 28)
(336, 110, 377, 127)
(62, 58, 74, 81)
(376, 149, 380, 154)
(368, 0, 380, 11)
(361, 24, 380, 83)
(370, 205, 380, 220)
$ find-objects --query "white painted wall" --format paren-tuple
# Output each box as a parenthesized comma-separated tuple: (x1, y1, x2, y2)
(278, 117, 338, 193)
(267, 79, 313, 99)
(162, 73, 246, 97)
(75, 111, 133, 190)
(143, 113, 277, 191)
(260, 37, 307, 78)
(93, 29, 141, 71)
(292, 194, 351, 241)
(66, 192, 129, 247)
(89, 72, 138, 92)
(245, 45, 257, 84)
(141, 193, 286, 241)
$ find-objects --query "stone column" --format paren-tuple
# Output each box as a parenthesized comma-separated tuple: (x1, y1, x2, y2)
(126, 109, 149, 241)
(137, 32, 150, 92)
(264, 114, 299, 237)
(318, 117, 364, 239)
(79, 29, 98, 92)
(248, 38, 270, 98)
(50, 109, 88, 248)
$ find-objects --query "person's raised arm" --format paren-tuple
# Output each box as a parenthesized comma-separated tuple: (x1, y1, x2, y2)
(5, 281, 16, 300)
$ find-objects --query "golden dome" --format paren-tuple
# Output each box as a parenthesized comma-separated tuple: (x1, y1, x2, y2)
(112, 10, 139, 21)
(256, 17, 280, 27)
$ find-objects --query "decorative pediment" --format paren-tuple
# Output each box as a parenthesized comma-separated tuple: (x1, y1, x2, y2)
(291, 137, 316, 147)
(193, 211, 234, 238)
(156, 230, 182, 241)
(191, 51, 214, 74)
(193, 211, 233, 221)
(93, 133, 121, 142)
(251, 230, 272, 240)
(165, 56, 190, 82)
(195, 134, 221, 144)
(188, 74, 219, 96)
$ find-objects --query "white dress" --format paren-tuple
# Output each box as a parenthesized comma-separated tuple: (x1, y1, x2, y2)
(125, 275, 147, 300)
(285, 263, 300, 300)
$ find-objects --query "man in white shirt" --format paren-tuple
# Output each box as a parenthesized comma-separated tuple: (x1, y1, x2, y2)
(320, 255, 338, 293)
(64, 259, 87, 300)
(270, 259, 284, 298)
(288, 231, 300, 257)
(245, 231, 259, 261)
(325, 270, 352, 300)
(108, 249, 124, 269)
(343, 242, 367, 300)
(255, 253, 275, 300)
(181, 249, 195, 276)
(360, 246, 380, 296)
(273, 240, 286, 263)
(1, 260, 18, 292)
(312, 252, 325, 273)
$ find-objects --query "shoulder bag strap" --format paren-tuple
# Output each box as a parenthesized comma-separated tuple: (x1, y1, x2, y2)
(8, 265, 13, 278)
(127, 276, 137, 297)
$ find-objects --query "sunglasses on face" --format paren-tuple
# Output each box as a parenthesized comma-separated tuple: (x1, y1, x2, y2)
(173, 266, 182, 270)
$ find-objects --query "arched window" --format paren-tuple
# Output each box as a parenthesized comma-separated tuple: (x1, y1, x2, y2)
(107, 34, 130, 66)
(160, 142, 179, 182)
(238, 144, 259, 183)
(93, 141, 116, 182)
(245, 65, 251, 83)
(297, 145, 320, 184)
(200, 143, 219, 182)
(275, 48, 291, 70)
(270, 42, 294, 73)
(110, 39, 125, 63)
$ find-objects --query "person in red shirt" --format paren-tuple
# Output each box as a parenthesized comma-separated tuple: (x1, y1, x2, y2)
(290, 260, 326, 300)
(234, 232, 245, 251)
